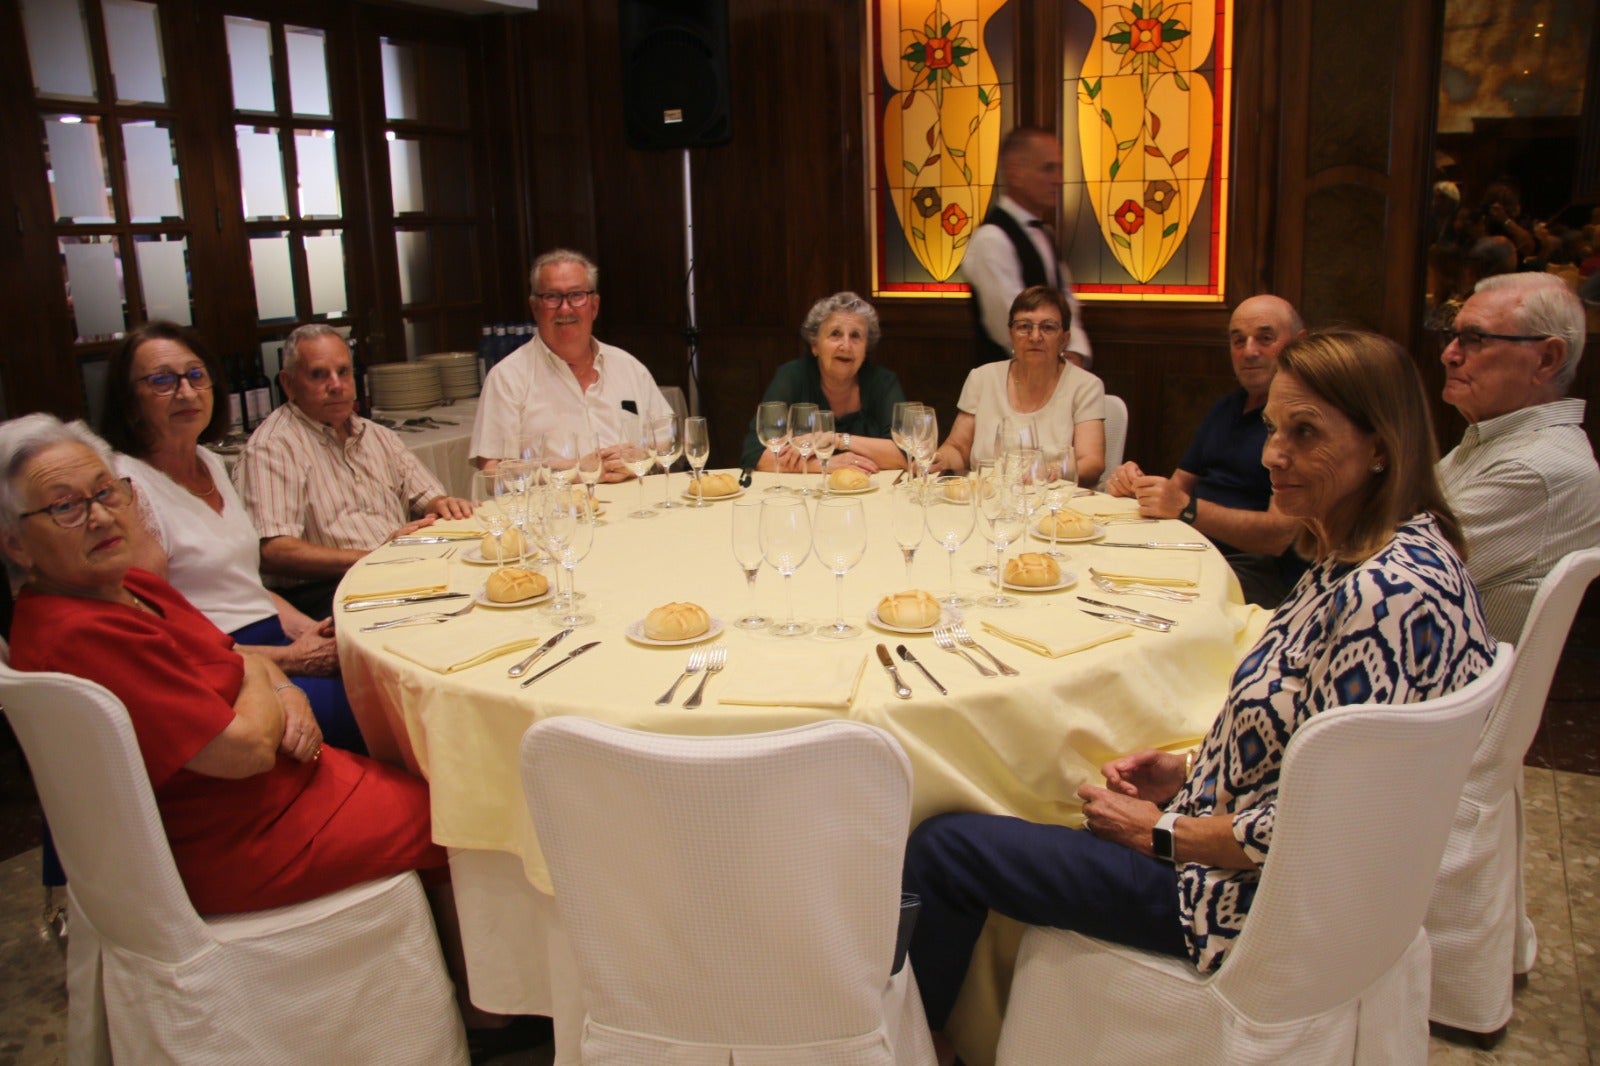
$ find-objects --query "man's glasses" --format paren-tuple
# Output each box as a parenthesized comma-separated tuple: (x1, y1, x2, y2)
(19, 477, 135, 529)
(1437, 328, 1549, 355)
(1010, 320, 1063, 337)
(533, 290, 596, 309)
(136, 367, 212, 396)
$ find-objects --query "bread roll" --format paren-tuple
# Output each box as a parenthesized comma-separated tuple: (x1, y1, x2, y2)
(828, 467, 871, 491)
(481, 528, 525, 560)
(689, 472, 739, 497)
(1004, 552, 1062, 588)
(876, 590, 941, 629)
(644, 601, 712, 641)
(942, 479, 974, 502)
(1037, 509, 1096, 539)
(485, 567, 548, 603)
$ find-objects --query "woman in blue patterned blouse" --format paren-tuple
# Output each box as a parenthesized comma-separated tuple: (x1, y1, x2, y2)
(903, 329, 1496, 1063)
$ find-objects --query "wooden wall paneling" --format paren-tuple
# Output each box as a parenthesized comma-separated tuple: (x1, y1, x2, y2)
(478, 14, 538, 320)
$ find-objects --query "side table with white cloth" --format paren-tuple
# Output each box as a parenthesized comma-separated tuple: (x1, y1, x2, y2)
(336, 472, 1269, 1066)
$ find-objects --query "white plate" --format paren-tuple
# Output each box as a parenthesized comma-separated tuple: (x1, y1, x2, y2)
(867, 605, 962, 635)
(625, 617, 726, 646)
(1034, 520, 1105, 544)
(824, 483, 878, 496)
(1001, 569, 1078, 593)
(461, 543, 537, 566)
(682, 488, 746, 502)
(474, 585, 553, 609)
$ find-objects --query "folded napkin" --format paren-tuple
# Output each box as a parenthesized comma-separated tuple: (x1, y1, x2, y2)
(981, 610, 1133, 658)
(1073, 493, 1141, 519)
(718, 648, 867, 710)
(341, 558, 452, 602)
(1089, 555, 1200, 587)
(383, 614, 549, 674)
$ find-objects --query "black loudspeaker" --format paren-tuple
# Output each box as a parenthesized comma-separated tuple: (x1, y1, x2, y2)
(618, 0, 732, 150)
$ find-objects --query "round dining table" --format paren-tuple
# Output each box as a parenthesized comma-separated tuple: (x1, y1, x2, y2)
(337, 469, 1268, 1065)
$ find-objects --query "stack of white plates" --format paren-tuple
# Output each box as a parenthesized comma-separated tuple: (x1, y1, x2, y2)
(422, 351, 481, 399)
(369, 362, 443, 411)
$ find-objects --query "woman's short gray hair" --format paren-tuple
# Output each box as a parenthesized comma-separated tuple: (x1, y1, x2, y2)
(1473, 273, 1587, 392)
(0, 414, 114, 534)
(799, 292, 881, 350)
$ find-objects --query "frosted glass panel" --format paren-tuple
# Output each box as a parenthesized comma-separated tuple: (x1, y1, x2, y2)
(237, 127, 288, 219)
(286, 27, 331, 117)
(46, 118, 113, 223)
(305, 233, 347, 317)
(104, 0, 166, 104)
(21, 0, 96, 100)
(62, 239, 126, 340)
(249, 235, 296, 321)
(295, 130, 341, 218)
(123, 122, 182, 221)
(382, 41, 419, 121)
(134, 237, 191, 324)
(396, 230, 433, 304)
(389, 136, 424, 213)
(225, 17, 275, 113)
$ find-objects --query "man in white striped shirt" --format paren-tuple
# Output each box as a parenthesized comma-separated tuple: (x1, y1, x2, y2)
(234, 325, 472, 617)
(1437, 272, 1600, 644)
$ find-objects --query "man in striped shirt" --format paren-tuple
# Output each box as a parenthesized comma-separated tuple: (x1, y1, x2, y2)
(1437, 272, 1600, 644)
(234, 324, 472, 617)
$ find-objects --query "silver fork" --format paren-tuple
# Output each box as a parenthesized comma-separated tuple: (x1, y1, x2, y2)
(933, 625, 995, 676)
(656, 648, 707, 706)
(360, 598, 477, 631)
(1090, 572, 1197, 603)
(952, 622, 1020, 676)
(683, 645, 727, 708)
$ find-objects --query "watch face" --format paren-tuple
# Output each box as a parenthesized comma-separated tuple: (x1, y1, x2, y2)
(1153, 826, 1176, 862)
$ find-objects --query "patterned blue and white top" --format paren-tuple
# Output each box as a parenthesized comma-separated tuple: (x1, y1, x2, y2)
(1168, 512, 1494, 972)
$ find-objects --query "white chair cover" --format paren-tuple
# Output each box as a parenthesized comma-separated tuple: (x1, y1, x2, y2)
(1426, 546, 1600, 1034)
(521, 717, 936, 1065)
(0, 640, 467, 1066)
(996, 645, 1513, 1066)
(1099, 394, 1129, 491)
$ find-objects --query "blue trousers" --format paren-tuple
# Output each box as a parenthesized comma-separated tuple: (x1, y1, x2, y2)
(902, 812, 1188, 1030)
(231, 617, 367, 756)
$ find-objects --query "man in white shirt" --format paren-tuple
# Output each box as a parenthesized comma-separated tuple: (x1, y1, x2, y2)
(962, 128, 1091, 368)
(469, 249, 672, 478)
(1437, 271, 1600, 644)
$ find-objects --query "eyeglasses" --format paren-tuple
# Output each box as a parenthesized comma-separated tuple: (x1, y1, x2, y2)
(136, 367, 212, 395)
(1437, 328, 1549, 354)
(18, 477, 135, 529)
(533, 290, 596, 309)
(1010, 320, 1063, 337)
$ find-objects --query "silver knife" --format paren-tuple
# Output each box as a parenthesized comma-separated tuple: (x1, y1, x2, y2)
(1075, 596, 1179, 626)
(1078, 608, 1173, 632)
(389, 535, 455, 545)
(507, 628, 573, 677)
(896, 644, 946, 695)
(1099, 541, 1208, 551)
(876, 643, 912, 699)
(342, 591, 470, 612)
(519, 641, 600, 688)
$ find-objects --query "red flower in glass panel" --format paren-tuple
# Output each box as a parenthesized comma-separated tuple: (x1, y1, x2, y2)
(1130, 18, 1164, 53)
(925, 37, 954, 69)
(941, 203, 970, 235)
(1113, 199, 1145, 235)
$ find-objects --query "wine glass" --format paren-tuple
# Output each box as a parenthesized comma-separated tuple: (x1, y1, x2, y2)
(1038, 445, 1076, 558)
(543, 491, 595, 627)
(684, 416, 711, 506)
(497, 459, 535, 566)
(889, 481, 926, 582)
(788, 403, 820, 494)
(811, 410, 836, 496)
(909, 406, 938, 481)
(542, 429, 579, 488)
(756, 401, 790, 493)
(576, 438, 603, 509)
(730, 499, 770, 630)
(892, 402, 924, 471)
(994, 416, 1039, 461)
(812, 497, 866, 639)
(620, 414, 658, 519)
(976, 475, 1025, 608)
(926, 475, 975, 607)
(1005, 447, 1043, 529)
(512, 433, 543, 483)
(472, 469, 510, 562)
(651, 415, 683, 510)
(969, 460, 998, 577)
(758, 496, 812, 638)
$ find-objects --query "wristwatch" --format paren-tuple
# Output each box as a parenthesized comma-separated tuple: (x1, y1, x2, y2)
(839, 432, 852, 452)
(1152, 811, 1181, 864)
(1178, 497, 1198, 525)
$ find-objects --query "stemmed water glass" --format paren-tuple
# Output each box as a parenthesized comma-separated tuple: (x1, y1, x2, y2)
(730, 499, 770, 630)
(788, 404, 820, 494)
(652, 415, 683, 510)
(909, 406, 938, 481)
(892, 402, 924, 472)
(543, 429, 579, 488)
(994, 417, 1038, 462)
(472, 469, 511, 562)
(543, 490, 595, 627)
(684, 416, 711, 505)
(812, 497, 866, 639)
(889, 481, 926, 582)
(576, 440, 603, 509)
(759, 496, 812, 637)
(498, 460, 536, 567)
(812, 410, 836, 496)
(927, 475, 975, 607)
(1038, 445, 1076, 558)
(756, 401, 790, 493)
(969, 460, 998, 577)
(976, 475, 1026, 608)
(620, 414, 658, 519)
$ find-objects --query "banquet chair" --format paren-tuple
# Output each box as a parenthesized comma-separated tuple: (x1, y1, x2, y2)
(1426, 546, 1600, 1042)
(0, 639, 468, 1066)
(520, 717, 937, 1065)
(1099, 394, 1128, 490)
(994, 644, 1513, 1066)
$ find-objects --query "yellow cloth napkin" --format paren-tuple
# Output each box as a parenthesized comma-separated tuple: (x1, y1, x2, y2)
(1073, 493, 1141, 519)
(718, 648, 867, 710)
(340, 559, 451, 602)
(981, 610, 1133, 658)
(382, 614, 551, 674)
(1089, 555, 1201, 587)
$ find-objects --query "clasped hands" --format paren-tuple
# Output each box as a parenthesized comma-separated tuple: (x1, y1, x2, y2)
(1076, 749, 1186, 856)
(1105, 461, 1189, 520)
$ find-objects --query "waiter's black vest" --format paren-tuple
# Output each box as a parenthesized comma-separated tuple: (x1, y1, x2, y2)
(968, 207, 1053, 366)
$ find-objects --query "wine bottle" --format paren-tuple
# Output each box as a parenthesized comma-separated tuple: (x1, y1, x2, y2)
(246, 350, 272, 426)
(227, 354, 247, 434)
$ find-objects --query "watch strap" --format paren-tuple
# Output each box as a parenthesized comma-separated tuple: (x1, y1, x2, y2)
(1179, 497, 1198, 524)
(1153, 810, 1181, 864)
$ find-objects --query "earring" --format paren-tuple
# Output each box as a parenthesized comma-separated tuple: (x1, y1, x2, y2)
(1371, 462, 1386, 473)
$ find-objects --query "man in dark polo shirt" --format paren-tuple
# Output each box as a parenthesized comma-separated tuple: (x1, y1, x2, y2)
(963, 127, 1092, 369)
(1103, 295, 1306, 606)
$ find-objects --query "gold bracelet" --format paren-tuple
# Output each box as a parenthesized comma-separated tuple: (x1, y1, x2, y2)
(1184, 750, 1195, 778)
